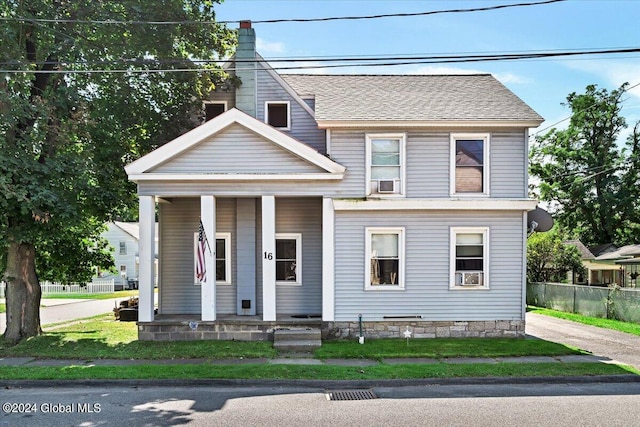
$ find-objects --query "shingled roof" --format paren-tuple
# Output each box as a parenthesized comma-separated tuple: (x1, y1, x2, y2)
(281, 74, 543, 124)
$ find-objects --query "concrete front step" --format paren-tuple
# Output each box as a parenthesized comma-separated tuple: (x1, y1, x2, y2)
(274, 328, 321, 342)
(273, 339, 322, 352)
(273, 328, 322, 351)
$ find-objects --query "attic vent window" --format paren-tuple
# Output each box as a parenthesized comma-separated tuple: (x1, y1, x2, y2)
(265, 101, 290, 129)
(204, 102, 226, 122)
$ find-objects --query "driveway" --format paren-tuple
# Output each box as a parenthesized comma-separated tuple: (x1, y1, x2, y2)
(526, 312, 640, 370)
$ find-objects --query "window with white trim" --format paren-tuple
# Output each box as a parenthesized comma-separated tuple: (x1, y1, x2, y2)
(193, 232, 231, 284)
(451, 134, 490, 195)
(365, 227, 405, 289)
(265, 101, 290, 129)
(366, 134, 406, 196)
(276, 233, 301, 285)
(450, 227, 489, 289)
(119, 241, 127, 255)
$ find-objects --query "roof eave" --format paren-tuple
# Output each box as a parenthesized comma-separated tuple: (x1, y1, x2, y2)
(316, 119, 544, 129)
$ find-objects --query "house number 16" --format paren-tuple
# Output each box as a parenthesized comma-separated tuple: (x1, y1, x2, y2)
(264, 252, 273, 260)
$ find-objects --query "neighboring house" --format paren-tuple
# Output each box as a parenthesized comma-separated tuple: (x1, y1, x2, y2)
(125, 21, 543, 341)
(592, 244, 640, 287)
(98, 222, 158, 288)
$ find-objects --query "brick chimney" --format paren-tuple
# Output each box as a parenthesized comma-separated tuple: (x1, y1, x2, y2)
(235, 21, 257, 117)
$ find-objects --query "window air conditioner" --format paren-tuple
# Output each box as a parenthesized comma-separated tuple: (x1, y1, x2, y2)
(377, 179, 397, 193)
(459, 272, 483, 286)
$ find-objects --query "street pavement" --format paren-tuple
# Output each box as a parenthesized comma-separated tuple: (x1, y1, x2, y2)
(0, 297, 127, 333)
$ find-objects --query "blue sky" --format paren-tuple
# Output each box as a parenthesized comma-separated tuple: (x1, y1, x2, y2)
(215, 0, 640, 140)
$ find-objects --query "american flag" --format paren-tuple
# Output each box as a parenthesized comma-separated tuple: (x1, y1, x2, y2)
(196, 221, 207, 283)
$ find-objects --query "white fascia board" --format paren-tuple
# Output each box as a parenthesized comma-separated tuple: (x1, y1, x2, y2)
(316, 120, 544, 129)
(257, 55, 316, 119)
(128, 173, 344, 182)
(125, 108, 345, 176)
(333, 198, 538, 211)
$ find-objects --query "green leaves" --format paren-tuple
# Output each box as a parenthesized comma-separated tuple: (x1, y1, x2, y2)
(1, 0, 235, 281)
(530, 83, 640, 246)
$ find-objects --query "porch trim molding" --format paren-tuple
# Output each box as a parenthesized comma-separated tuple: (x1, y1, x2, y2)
(128, 173, 344, 182)
(322, 198, 335, 321)
(138, 195, 156, 322)
(333, 198, 538, 211)
(262, 196, 277, 321)
(201, 196, 217, 321)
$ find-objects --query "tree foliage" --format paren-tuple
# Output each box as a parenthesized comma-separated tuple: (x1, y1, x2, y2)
(527, 229, 585, 283)
(0, 0, 235, 342)
(530, 83, 640, 246)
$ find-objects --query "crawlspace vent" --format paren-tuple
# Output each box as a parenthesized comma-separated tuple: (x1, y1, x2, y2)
(326, 389, 378, 401)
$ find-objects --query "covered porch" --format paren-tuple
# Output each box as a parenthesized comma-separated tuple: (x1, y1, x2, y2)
(136, 195, 336, 340)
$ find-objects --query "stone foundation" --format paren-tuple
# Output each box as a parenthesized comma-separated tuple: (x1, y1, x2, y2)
(137, 319, 322, 341)
(138, 318, 525, 341)
(321, 320, 525, 340)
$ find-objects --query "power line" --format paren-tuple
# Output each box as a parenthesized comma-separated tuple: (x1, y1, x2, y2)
(2, 47, 639, 74)
(530, 81, 640, 138)
(0, 0, 566, 26)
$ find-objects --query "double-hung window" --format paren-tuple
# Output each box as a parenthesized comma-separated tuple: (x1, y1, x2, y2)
(366, 134, 406, 196)
(119, 241, 127, 255)
(451, 134, 490, 196)
(365, 227, 405, 290)
(193, 232, 231, 284)
(450, 227, 489, 289)
(275, 233, 301, 285)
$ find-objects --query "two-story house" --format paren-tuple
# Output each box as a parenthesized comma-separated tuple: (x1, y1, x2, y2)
(126, 21, 543, 341)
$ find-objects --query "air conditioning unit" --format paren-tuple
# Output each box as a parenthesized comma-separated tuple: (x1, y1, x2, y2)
(377, 179, 397, 193)
(458, 272, 483, 286)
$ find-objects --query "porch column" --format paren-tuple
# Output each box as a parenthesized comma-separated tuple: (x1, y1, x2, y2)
(138, 196, 156, 322)
(322, 198, 335, 321)
(262, 195, 276, 321)
(201, 196, 216, 321)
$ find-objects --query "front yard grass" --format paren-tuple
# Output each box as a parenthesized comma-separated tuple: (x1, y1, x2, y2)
(0, 313, 637, 381)
(41, 290, 140, 301)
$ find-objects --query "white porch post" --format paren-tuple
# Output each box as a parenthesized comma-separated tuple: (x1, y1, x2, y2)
(322, 197, 335, 321)
(201, 196, 216, 321)
(138, 196, 156, 322)
(262, 195, 276, 321)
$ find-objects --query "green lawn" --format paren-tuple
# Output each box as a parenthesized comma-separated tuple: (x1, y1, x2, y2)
(41, 290, 140, 301)
(0, 303, 4, 313)
(528, 306, 640, 337)
(1, 312, 638, 381)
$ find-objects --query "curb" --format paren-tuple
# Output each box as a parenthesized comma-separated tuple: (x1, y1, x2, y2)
(4, 375, 640, 389)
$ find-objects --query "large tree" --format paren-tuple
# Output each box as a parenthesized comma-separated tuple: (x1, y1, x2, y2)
(0, 0, 235, 343)
(530, 83, 640, 246)
(527, 228, 585, 283)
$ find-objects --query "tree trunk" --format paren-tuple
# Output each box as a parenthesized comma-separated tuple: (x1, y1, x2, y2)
(3, 242, 42, 343)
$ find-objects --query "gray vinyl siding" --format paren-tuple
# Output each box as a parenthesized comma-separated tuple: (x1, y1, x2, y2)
(406, 132, 450, 197)
(490, 130, 527, 198)
(327, 130, 367, 197)
(158, 197, 236, 315)
(334, 210, 525, 322)
(256, 64, 326, 153)
(275, 197, 323, 314)
(151, 124, 324, 174)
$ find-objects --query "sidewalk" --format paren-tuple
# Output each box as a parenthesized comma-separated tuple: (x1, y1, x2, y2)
(0, 353, 617, 368)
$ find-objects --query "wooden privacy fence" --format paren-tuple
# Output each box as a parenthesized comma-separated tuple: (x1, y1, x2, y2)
(527, 282, 640, 324)
(0, 279, 115, 298)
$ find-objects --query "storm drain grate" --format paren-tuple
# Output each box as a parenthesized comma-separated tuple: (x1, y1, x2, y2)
(326, 389, 378, 401)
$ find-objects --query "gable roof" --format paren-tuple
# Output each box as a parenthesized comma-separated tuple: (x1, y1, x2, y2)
(125, 108, 345, 180)
(564, 240, 595, 260)
(281, 74, 543, 127)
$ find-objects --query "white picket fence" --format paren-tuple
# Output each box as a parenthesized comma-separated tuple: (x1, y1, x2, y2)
(0, 279, 115, 298)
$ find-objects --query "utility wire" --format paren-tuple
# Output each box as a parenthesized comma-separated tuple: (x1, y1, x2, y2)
(0, 0, 566, 25)
(3, 47, 639, 74)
